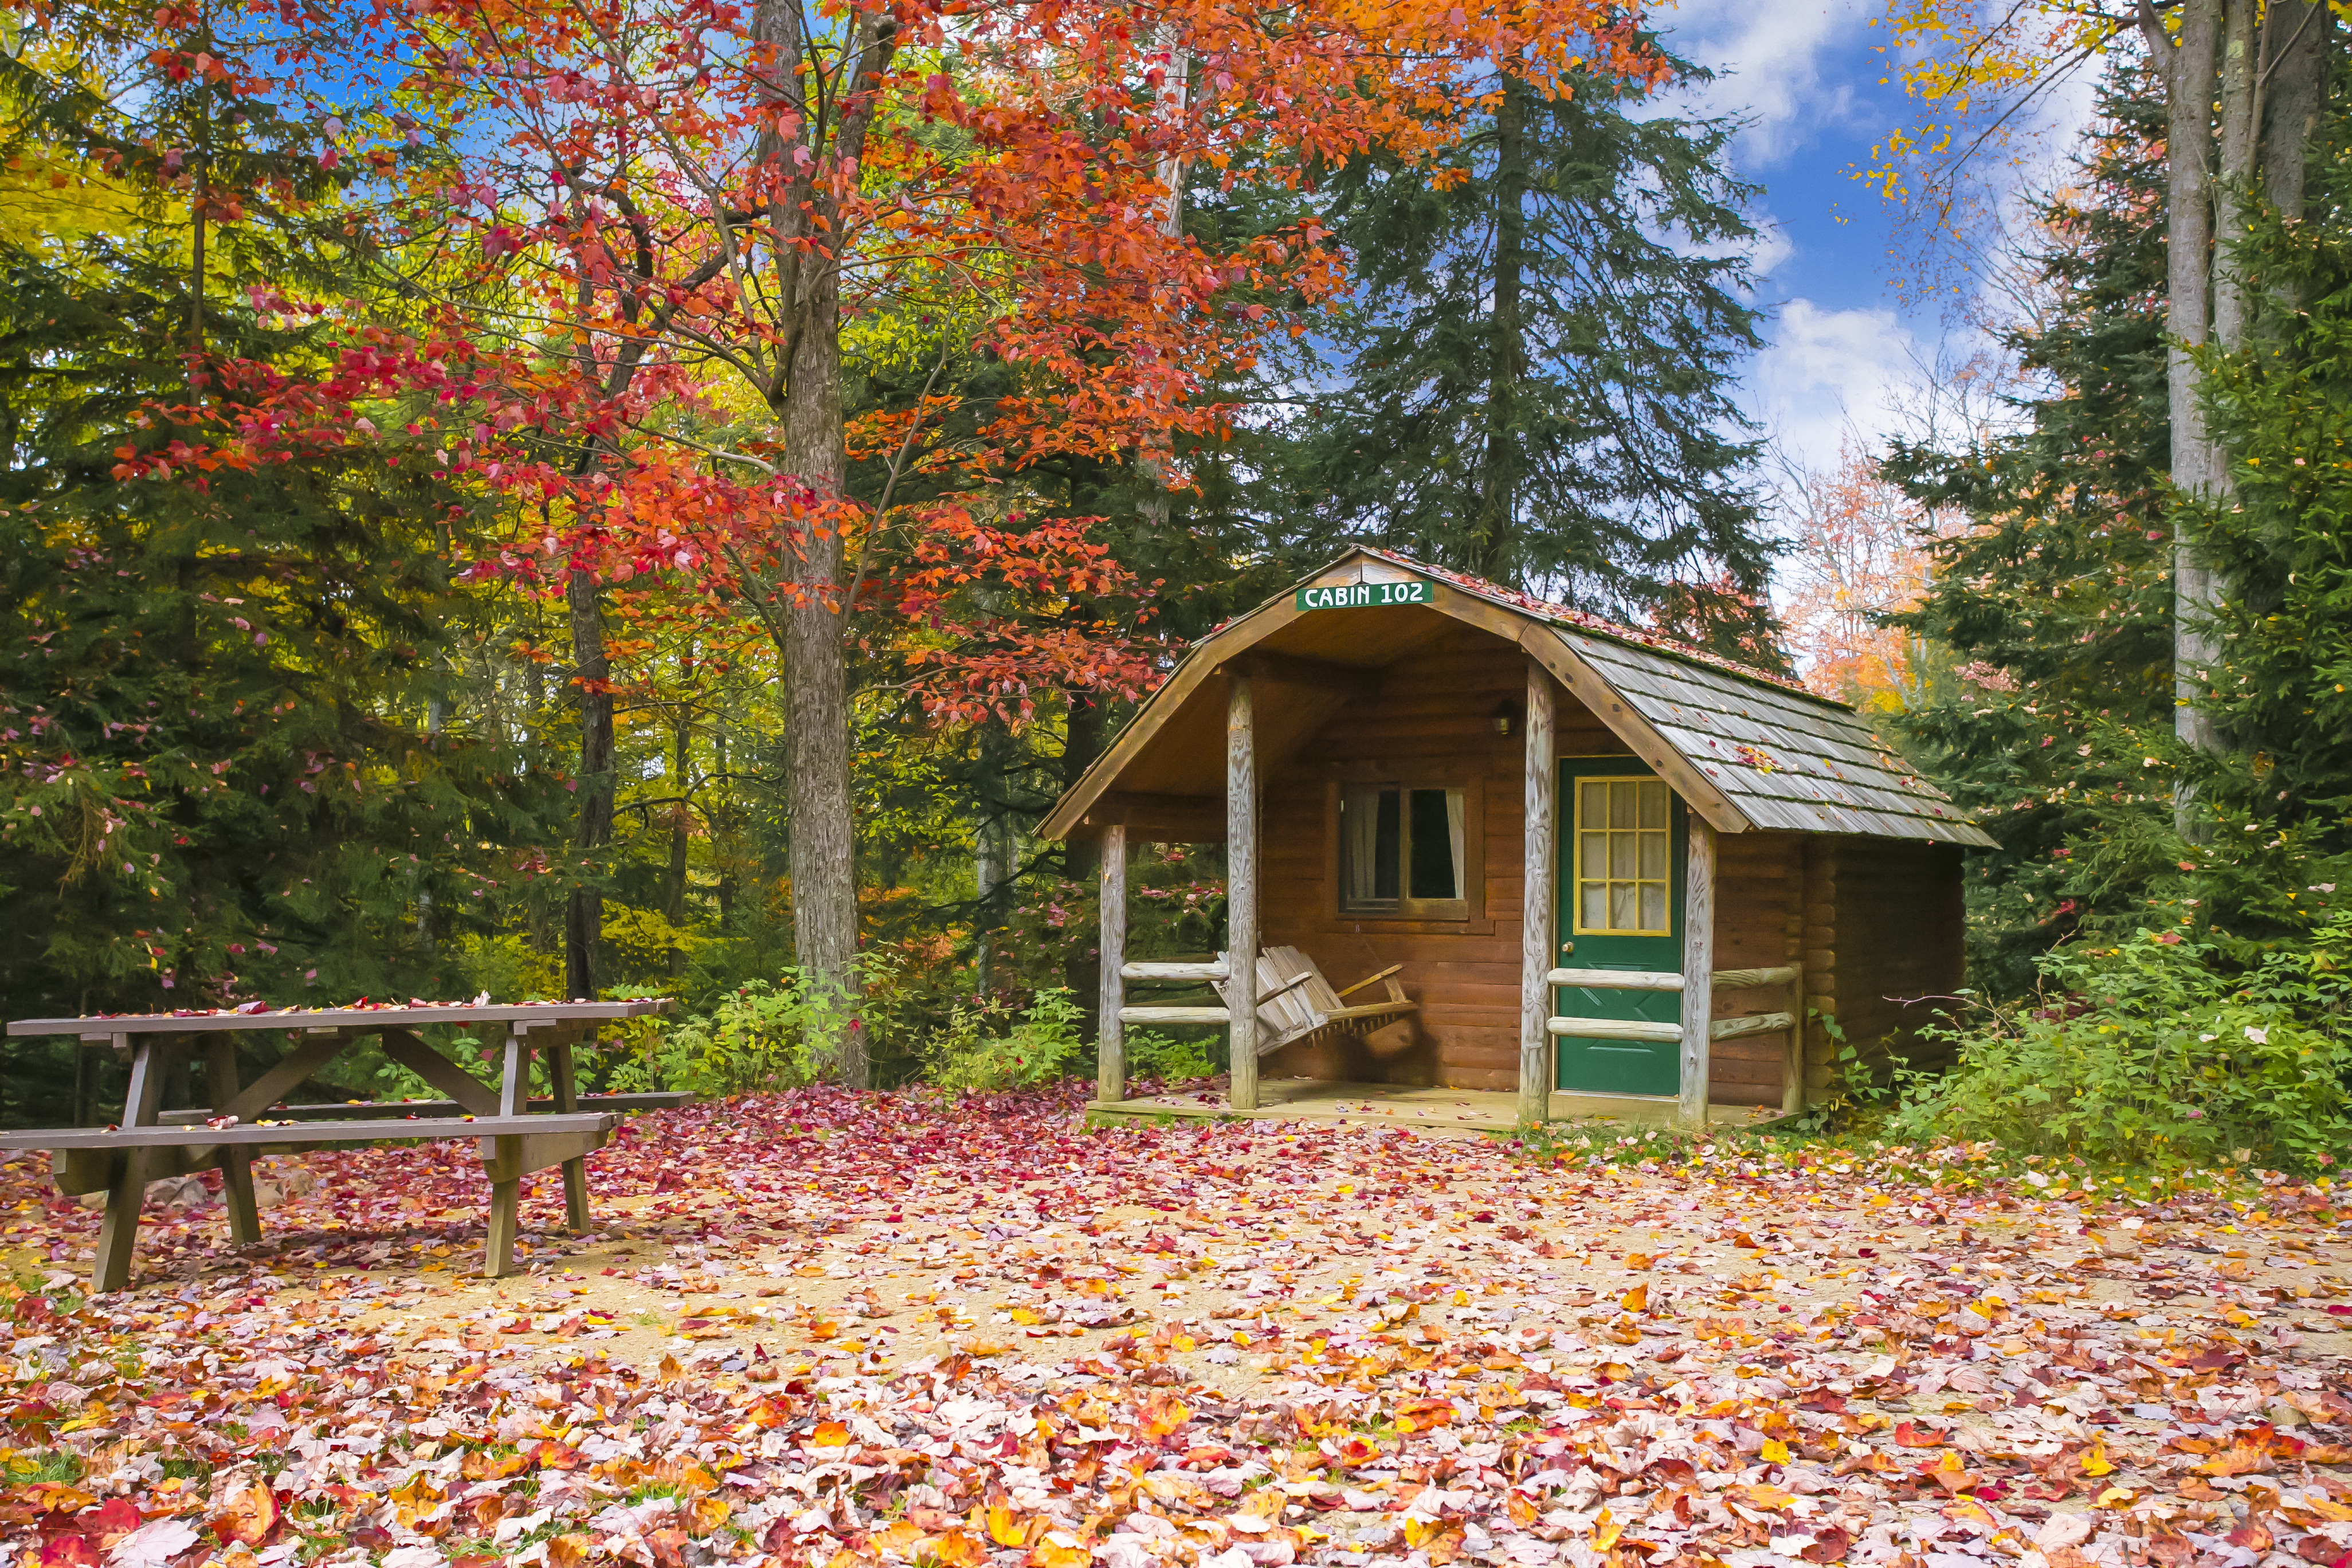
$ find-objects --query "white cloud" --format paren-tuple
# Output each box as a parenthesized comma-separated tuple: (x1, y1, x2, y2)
(1653, 0, 1866, 166)
(1743, 297, 1923, 470)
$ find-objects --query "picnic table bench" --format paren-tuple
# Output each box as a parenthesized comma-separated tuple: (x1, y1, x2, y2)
(1, 999, 682, 1291)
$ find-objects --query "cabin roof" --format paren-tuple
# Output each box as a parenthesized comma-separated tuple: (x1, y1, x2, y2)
(1040, 548, 1995, 847)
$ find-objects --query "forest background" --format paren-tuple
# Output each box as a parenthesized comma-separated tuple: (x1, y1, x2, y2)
(3, 0, 2350, 1169)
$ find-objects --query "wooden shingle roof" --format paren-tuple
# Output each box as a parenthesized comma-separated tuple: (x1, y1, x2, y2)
(1041, 549, 1993, 847)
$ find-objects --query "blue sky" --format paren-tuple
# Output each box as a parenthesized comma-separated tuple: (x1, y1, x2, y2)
(1649, 0, 2086, 472)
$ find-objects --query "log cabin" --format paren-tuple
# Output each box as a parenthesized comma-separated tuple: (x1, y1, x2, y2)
(1037, 547, 1995, 1128)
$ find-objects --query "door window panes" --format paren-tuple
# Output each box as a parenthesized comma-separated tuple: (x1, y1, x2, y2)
(1574, 777, 1670, 935)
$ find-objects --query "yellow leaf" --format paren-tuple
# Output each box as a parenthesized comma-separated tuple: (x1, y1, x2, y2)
(811, 1421, 851, 1448)
(1761, 1439, 1790, 1464)
(1620, 1284, 1648, 1313)
(987, 1503, 1030, 1548)
(2080, 1442, 2113, 1478)
(1009, 1308, 1042, 1325)
(1454, 1289, 1471, 1306)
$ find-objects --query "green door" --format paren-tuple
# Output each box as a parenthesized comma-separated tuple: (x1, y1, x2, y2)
(1553, 758, 1684, 1096)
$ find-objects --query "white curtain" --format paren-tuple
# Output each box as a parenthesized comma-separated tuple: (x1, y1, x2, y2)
(1445, 790, 1466, 899)
(1344, 790, 1381, 905)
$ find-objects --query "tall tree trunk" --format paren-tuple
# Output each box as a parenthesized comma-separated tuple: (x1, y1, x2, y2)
(1061, 693, 1105, 1037)
(974, 726, 1002, 997)
(779, 317, 861, 1073)
(566, 569, 614, 1000)
(1135, 28, 1191, 535)
(2260, 0, 2332, 219)
(1475, 79, 1526, 582)
(2213, 0, 2260, 351)
(751, 0, 895, 1085)
(665, 713, 691, 979)
(2139, 0, 2224, 832)
(418, 692, 446, 947)
(714, 709, 737, 931)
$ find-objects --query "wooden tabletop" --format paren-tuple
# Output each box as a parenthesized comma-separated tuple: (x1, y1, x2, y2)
(6, 999, 676, 1039)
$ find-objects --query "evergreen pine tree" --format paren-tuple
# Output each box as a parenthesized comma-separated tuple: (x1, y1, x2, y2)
(1281, 61, 1777, 657)
(0, 36, 566, 1053)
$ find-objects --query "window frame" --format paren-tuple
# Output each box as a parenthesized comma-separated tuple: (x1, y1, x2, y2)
(1329, 777, 1479, 923)
(1569, 773, 1673, 938)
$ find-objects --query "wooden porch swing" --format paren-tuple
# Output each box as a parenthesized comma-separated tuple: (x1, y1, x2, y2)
(1115, 946, 1418, 1056)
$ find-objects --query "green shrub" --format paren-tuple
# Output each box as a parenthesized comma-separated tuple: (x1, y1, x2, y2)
(1889, 918, 2352, 1171)
(610, 969, 859, 1096)
(927, 988, 1084, 1092)
(1124, 1029, 1214, 1082)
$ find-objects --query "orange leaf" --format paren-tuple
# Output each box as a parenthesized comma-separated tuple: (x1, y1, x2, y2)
(210, 1483, 280, 1548)
(929, 1529, 986, 1567)
(1620, 1284, 1648, 1313)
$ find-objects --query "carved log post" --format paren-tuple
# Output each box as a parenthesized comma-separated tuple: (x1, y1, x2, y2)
(1518, 661, 1557, 1129)
(1678, 816, 1718, 1132)
(1227, 674, 1259, 1112)
(1096, 821, 1128, 1106)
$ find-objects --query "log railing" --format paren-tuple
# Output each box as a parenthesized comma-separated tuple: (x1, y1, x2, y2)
(1545, 965, 1802, 1057)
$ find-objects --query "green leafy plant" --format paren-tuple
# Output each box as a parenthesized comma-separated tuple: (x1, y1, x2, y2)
(1887, 919, 2352, 1171)
(927, 988, 1084, 1093)
(1124, 1029, 1216, 1083)
(610, 969, 859, 1096)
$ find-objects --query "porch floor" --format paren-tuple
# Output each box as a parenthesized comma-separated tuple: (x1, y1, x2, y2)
(1088, 1077, 1789, 1135)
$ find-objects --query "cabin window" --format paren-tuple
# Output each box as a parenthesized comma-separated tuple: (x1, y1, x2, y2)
(1573, 777, 1671, 935)
(1340, 786, 1467, 917)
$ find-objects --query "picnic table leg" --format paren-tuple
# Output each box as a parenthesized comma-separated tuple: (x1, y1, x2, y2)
(202, 1038, 262, 1246)
(93, 1037, 166, 1293)
(482, 1028, 531, 1279)
(550, 1032, 591, 1235)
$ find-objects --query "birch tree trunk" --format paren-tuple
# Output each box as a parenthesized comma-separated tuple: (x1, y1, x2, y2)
(2139, 0, 2223, 827)
(2141, 0, 2335, 835)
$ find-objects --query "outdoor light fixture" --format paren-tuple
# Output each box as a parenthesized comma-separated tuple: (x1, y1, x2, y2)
(1492, 701, 1515, 736)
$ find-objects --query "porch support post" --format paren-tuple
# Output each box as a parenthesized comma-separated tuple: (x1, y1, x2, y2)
(1516, 661, 1557, 1129)
(1226, 673, 1259, 1111)
(1096, 821, 1128, 1107)
(1678, 815, 1718, 1131)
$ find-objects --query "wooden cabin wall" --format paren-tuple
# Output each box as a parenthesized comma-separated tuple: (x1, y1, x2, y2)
(1256, 627, 1593, 1090)
(1249, 621, 1817, 1101)
(1708, 833, 1805, 1108)
(1801, 837, 1967, 1099)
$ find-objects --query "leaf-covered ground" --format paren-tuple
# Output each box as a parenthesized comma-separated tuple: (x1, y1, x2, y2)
(5, 1088, 2352, 1568)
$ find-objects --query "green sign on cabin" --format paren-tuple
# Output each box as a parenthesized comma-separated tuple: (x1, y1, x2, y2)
(1295, 578, 1432, 612)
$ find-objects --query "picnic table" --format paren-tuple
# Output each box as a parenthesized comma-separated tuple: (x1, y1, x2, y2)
(1, 999, 681, 1291)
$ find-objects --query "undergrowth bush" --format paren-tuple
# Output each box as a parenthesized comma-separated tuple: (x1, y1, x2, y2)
(1885, 918, 2352, 1171)
(1124, 1029, 1216, 1083)
(609, 970, 857, 1096)
(927, 987, 1084, 1092)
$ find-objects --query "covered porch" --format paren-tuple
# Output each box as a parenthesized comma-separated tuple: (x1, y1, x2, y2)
(1042, 549, 1986, 1131)
(1086, 1076, 1796, 1135)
